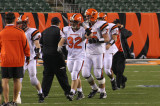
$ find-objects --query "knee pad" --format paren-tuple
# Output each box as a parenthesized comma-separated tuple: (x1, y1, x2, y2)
(30, 76, 38, 86)
(71, 71, 78, 80)
(94, 68, 103, 79)
(82, 68, 90, 78)
(97, 77, 105, 84)
(86, 75, 94, 83)
(104, 68, 112, 76)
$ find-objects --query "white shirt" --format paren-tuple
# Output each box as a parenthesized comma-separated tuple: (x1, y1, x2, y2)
(62, 26, 86, 60)
(25, 28, 41, 60)
(86, 21, 109, 54)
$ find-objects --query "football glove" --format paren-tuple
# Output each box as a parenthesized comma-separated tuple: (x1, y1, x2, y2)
(57, 46, 63, 53)
(88, 38, 99, 44)
(26, 56, 30, 65)
(85, 28, 92, 36)
(34, 48, 40, 59)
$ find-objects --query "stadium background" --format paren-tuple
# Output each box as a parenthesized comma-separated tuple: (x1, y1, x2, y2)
(0, 0, 160, 106)
(0, 12, 160, 58)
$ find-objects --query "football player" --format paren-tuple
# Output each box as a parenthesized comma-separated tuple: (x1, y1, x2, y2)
(16, 15, 44, 103)
(81, 8, 109, 99)
(97, 13, 119, 90)
(58, 14, 85, 101)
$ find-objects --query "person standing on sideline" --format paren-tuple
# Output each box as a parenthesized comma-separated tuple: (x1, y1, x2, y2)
(40, 17, 71, 98)
(112, 19, 133, 89)
(58, 14, 85, 101)
(0, 13, 30, 106)
(15, 15, 44, 103)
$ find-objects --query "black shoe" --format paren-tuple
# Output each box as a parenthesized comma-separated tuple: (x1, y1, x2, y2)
(9, 101, 17, 106)
(1, 102, 9, 106)
(121, 77, 127, 89)
(38, 93, 44, 103)
(99, 92, 107, 99)
(76, 91, 85, 100)
(111, 79, 118, 90)
(88, 89, 98, 98)
(66, 92, 74, 101)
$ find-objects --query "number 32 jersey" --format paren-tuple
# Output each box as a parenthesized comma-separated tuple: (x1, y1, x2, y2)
(62, 26, 86, 60)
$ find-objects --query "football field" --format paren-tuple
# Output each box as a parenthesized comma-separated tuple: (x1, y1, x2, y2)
(7, 65, 160, 106)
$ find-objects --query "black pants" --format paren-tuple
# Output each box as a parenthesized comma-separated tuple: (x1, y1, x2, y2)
(112, 51, 127, 88)
(42, 54, 71, 97)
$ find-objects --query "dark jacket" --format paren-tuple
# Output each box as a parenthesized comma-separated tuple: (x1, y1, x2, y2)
(40, 25, 61, 55)
(119, 27, 132, 59)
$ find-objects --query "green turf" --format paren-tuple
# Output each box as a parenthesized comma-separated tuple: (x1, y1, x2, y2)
(6, 65, 160, 106)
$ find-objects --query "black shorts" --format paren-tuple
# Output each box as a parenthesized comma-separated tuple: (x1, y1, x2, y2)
(1, 67, 24, 79)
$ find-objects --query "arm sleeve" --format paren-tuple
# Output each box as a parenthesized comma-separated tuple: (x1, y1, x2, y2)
(31, 29, 41, 41)
(100, 22, 109, 35)
(22, 32, 30, 57)
(60, 30, 66, 38)
(111, 27, 119, 35)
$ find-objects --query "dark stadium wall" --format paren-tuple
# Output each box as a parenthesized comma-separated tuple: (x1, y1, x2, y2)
(0, 12, 160, 59)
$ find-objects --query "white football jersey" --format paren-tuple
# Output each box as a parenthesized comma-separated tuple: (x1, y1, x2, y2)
(25, 28, 41, 60)
(86, 21, 108, 54)
(106, 23, 119, 54)
(62, 26, 86, 60)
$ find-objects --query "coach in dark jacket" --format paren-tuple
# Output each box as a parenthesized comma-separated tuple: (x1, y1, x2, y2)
(40, 17, 71, 98)
(112, 19, 133, 89)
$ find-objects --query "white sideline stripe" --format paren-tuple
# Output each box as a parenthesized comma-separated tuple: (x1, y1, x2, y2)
(21, 102, 160, 105)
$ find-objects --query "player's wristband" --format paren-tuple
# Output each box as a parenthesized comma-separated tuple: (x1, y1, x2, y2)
(85, 28, 92, 36)
(35, 48, 40, 53)
(109, 39, 115, 45)
(26, 56, 30, 61)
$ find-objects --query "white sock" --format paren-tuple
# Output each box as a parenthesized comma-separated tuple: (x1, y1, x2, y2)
(38, 89, 42, 94)
(18, 92, 21, 95)
(77, 88, 82, 92)
(100, 88, 106, 93)
(91, 84, 98, 90)
(71, 89, 76, 94)
(111, 78, 115, 81)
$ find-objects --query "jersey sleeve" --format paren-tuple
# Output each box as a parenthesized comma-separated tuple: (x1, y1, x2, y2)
(111, 25, 119, 35)
(100, 22, 109, 35)
(60, 30, 66, 38)
(62, 26, 69, 39)
(31, 29, 41, 41)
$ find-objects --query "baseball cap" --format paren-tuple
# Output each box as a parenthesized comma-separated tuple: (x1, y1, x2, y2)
(51, 17, 61, 24)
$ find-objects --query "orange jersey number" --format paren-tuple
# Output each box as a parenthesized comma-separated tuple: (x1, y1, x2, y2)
(67, 37, 82, 49)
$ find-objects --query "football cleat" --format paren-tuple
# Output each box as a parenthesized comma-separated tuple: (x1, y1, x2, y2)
(9, 101, 18, 106)
(1, 102, 9, 106)
(121, 77, 127, 89)
(66, 92, 74, 101)
(111, 79, 118, 90)
(88, 89, 98, 98)
(76, 91, 85, 100)
(99, 92, 107, 99)
(38, 93, 44, 103)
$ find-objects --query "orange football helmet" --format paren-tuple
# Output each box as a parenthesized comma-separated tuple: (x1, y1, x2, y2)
(16, 15, 29, 30)
(84, 8, 98, 22)
(98, 12, 107, 21)
(70, 14, 82, 30)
